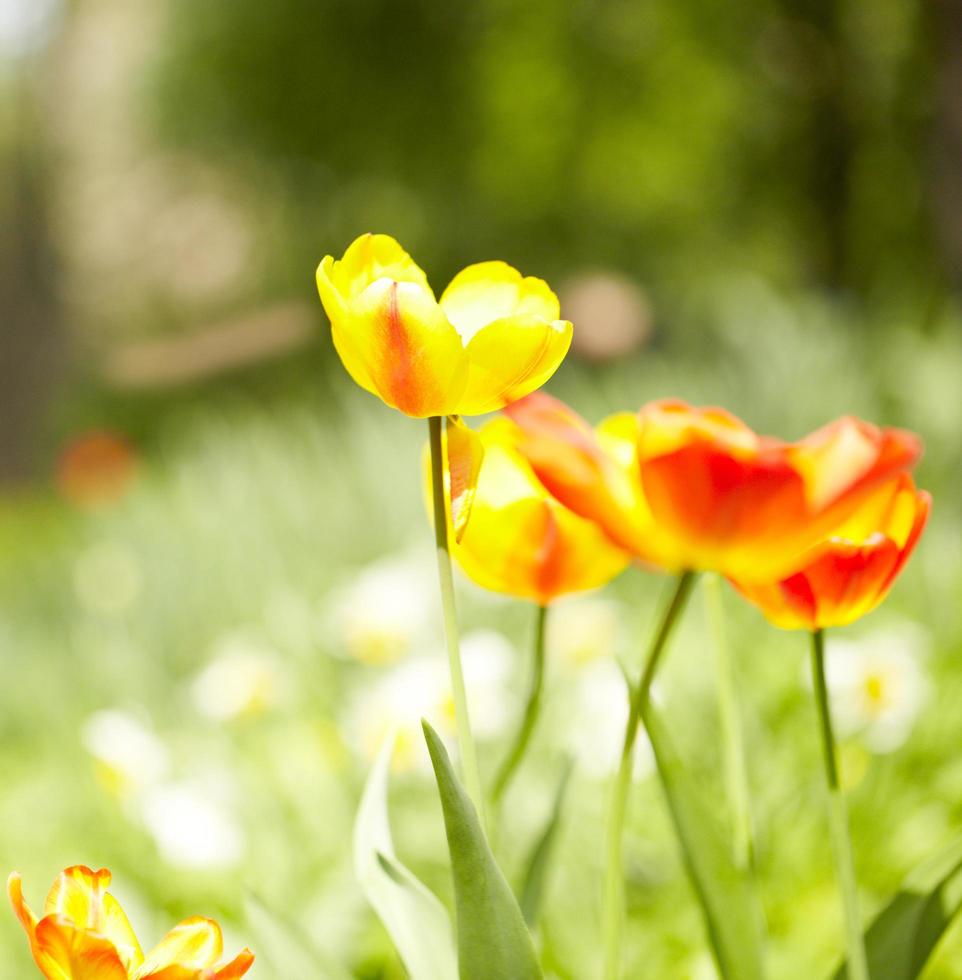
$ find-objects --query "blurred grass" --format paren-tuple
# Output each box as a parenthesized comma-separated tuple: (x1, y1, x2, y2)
(2, 286, 962, 978)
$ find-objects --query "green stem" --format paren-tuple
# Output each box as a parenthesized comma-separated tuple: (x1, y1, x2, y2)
(810, 629, 869, 980)
(602, 571, 696, 980)
(428, 415, 485, 829)
(704, 574, 755, 872)
(492, 604, 549, 805)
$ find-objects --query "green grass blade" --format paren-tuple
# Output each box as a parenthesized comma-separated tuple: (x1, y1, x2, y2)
(641, 700, 766, 980)
(833, 837, 962, 980)
(354, 732, 458, 980)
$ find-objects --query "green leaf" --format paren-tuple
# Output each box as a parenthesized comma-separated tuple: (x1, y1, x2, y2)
(520, 758, 573, 926)
(244, 892, 351, 980)
(354, 732, 458, 980)
(422, 720, 544, 980)
(640, 700, 765, 980)
(832, 837, 962, 980)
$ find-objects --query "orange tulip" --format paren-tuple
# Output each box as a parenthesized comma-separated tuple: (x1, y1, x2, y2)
(316, 234, 573, 418)
(507, 395, 922, 582)
(636, 401, 923, 580)
(9, 867, 253, 980)
(427, 417, 630, 604)
(503, 392, 684, 569)
(732, 475, 930, 630)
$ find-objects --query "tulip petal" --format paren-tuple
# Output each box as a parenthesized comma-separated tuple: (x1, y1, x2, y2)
(43, 866, 144, 973)
(32, 915, 129, 980)
(456, 315, 573, 415)
(337, 278, 469, 417)
(445, 415, 485, 542)
(214, 950, 255, 978)
(136, 917, 223, 977)
(9, 872, 38, 940)
(440, 261, 560, 344)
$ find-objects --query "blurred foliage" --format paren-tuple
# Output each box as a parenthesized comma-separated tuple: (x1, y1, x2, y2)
(151, 0, 948, 312)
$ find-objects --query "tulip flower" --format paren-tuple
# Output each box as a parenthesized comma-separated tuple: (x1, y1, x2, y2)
(8, 866, 253, 980)
(426, 416, 630, 802)
(442, 417, 630, 605)
(732, 474, 930, 630)
(508, 394, 923, 582)
(317, 234, 575, 823)
(316, 233, 573, 419)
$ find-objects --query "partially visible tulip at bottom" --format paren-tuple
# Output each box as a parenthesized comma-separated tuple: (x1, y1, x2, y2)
(8, 866, 254, 980)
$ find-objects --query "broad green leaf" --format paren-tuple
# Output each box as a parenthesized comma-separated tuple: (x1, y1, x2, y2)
(520, 759, 573, 926)
(354, 733, 458, 980)
(833, 837, 962, 980)
(244, 892, 351, 980)
(422, 720, 543, 980)
(641, 701, 765, 980)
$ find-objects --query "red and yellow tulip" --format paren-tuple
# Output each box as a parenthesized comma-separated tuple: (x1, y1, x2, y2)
(316, 234, 573, 418)
(8, 866, 253, 980)
(508, 394, 922, 582)
(732, 474, 930, 630)
(429, 417, 629, 604)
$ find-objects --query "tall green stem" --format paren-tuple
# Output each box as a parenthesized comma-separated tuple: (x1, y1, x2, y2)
(704, 574, 755, 872)
(428, 416, 485, 828)
(492, 604, 549, 805)
(602, 571, 696, 980)
(810, 629, 869, 980)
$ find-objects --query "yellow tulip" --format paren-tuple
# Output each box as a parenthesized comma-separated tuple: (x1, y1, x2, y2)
(9, 866, 253, 979)
(427, 417, 629, 604)
(316, 234, 573, 418)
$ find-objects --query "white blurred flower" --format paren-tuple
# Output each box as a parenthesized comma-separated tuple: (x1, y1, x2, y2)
(825, 627, 930, 754)
(333, 552, 433, 664)
(569, 660, 654, 780)
(346, 629, 516, 771)
(347, 657, 447, 771)
(73, 541, 142, 616)
(192, 632, 281, 721)
(548, 597, 623, 666)
(459, 630, 516, 739)
(141, 780, 244, 870)
(82, 709, 169, 802)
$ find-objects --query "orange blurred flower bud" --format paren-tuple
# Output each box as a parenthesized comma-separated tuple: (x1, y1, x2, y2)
(316, 234, 573, 418)
(57, 432, 137, 509)
(731, 475, 930, 630)
(8, 866, 253, 979)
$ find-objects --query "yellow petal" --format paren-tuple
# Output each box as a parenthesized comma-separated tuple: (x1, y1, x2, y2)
(136, 917, 222, 977)
(43, 866, 143, 973)
(439, 261, 560, 343)
(214, 950, 255, 978)
(320, 232, 431, 302)
(457, 315, 573, 416)
(445, 416, 485, 542)
(9, 872, 38, 940)
(324, 275, 469, 417)
(33, 915, 129, 980)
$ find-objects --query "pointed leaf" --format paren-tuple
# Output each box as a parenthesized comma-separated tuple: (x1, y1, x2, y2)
(445, 415, 484, 542)
(640, 701, 765, 980)
(354, 733, 458, 980)
(833, 837, 962, 980)
(422, 720, 543, 980)
(520, 759, 573, 926)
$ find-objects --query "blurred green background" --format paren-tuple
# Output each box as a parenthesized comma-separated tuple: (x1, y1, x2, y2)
(2, 0, 961, 976)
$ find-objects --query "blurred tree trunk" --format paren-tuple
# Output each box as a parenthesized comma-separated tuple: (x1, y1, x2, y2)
(931, 0, 962, 288)
(0, 72, 66, 484)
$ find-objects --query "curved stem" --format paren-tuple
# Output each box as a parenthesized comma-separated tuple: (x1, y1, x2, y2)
(704, 574, 755, 872)
(810, 629, 869, 980)
(428, 416, 485, 829)
(492, 603, 549, 805)
(602, 571, 696, 980)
